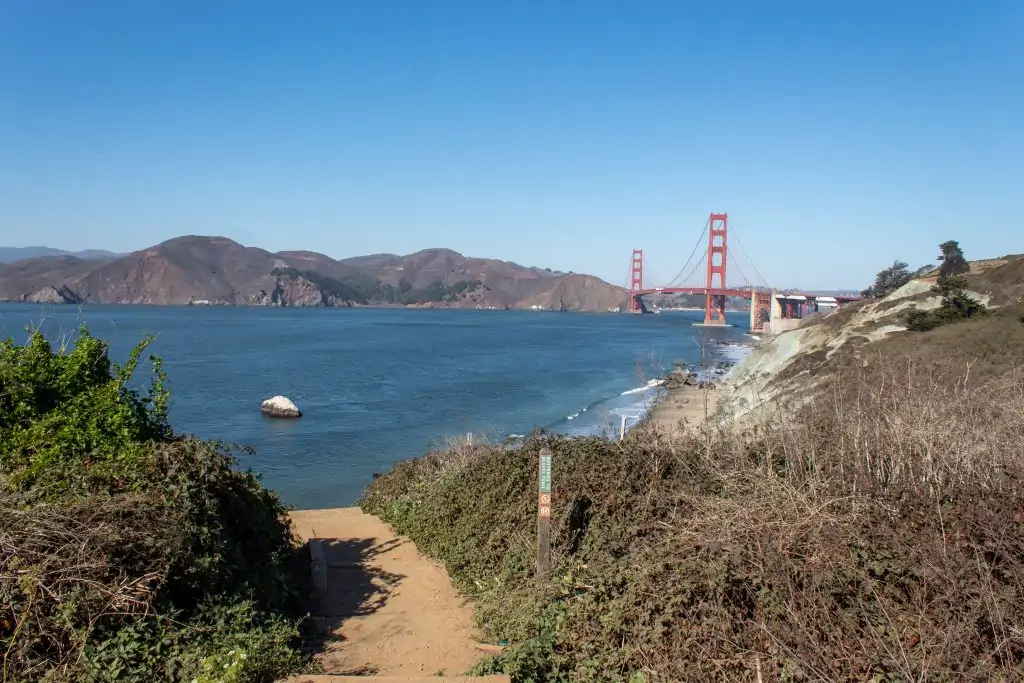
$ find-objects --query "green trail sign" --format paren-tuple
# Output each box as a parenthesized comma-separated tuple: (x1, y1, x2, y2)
(539, 450, 552, 493)
(537, 447, 553, 580)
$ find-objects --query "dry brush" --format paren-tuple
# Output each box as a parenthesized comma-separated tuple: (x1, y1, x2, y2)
(363, 351, 1024, 682)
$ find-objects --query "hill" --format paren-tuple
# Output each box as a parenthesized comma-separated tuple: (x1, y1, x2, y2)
(0, 237, 626, 312)
(717, 252, 1024, 423)
(0, 256, 102, 303)
(0, 246, 122, 263)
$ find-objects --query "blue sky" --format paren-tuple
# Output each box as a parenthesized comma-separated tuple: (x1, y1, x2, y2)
(1, 1, 1021, 290)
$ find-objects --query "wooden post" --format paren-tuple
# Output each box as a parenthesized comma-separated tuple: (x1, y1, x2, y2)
(537, 447, 552, 580)
(619, 414, 627, 441)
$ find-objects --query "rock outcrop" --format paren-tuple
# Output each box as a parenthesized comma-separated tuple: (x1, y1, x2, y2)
(260, 396, 302, 418)
(23, 285, 82, 304)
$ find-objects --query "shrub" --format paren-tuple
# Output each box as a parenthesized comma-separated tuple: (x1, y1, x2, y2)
(362, 358, 1024, 682)
(905, 294, 987, 331)
(905, 243, 988, 332)
(0, 327, 310, 682)
(0, 329, 170, 493)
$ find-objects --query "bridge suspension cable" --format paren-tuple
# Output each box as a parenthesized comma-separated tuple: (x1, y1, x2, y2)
(641, 258, 668, 290)
(669, 250, 708, 289)
(664, 214, 711, 288)
(727, 250, 753, 289)
(727, 223, 770, 289)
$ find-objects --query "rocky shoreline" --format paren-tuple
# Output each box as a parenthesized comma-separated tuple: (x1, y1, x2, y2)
(646, 338, 758, 433)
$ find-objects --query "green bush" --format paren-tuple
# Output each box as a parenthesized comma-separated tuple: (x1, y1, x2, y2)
(0, 327, 310, 682)
(81, 601, 303, 683)
(0, 330, 170, 494)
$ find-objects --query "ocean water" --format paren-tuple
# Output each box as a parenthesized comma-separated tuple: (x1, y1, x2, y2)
(0, 305, 750, 508)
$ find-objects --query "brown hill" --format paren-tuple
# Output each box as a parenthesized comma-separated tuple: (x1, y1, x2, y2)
(0, 256, 101, 303)
(518, 273, 629, 312)
(70, 236, 278, 305)
(0, 237, 626, 312)
(345, 247, 597, 309)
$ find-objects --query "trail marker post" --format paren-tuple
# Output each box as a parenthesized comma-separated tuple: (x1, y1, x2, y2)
(537, 447, 553, 580)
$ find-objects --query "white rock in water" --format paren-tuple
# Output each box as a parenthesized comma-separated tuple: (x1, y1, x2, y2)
(260, 395, 302, 418)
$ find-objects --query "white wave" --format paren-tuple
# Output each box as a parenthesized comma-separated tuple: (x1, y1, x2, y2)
(620, 378, 666, 396)
(716, 344, 753, 363)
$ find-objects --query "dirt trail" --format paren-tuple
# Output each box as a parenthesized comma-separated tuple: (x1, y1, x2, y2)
(288, 508, 490, 678)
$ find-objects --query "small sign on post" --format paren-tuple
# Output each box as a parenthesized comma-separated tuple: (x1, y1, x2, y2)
(537, 447, 553, 580)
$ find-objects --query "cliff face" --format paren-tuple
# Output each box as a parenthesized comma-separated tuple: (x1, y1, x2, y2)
(23, 285, 83, 305)
(246, 273, 357, 307)
(0, 237, 625, 312)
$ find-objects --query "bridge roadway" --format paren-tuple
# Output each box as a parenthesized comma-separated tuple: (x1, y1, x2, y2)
(634, 287, 861, 303)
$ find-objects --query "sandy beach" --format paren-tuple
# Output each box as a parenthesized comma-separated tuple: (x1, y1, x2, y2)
(647, 380, 719, 433)
(645, 338, 760, 433)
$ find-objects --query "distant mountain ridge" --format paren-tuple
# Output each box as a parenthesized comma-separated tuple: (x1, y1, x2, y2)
(0, 237, 627, 312)
(0, 246, 123, 263)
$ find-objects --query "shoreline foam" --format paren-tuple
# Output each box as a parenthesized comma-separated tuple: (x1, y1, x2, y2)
(646, 340, 756, 433)
(494, 341, 756, 442)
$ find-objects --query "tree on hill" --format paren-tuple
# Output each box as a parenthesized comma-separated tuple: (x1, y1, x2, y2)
(861, 260, 913, 298)
(938, 240, 969, 278)
(907, 240, 986, 331)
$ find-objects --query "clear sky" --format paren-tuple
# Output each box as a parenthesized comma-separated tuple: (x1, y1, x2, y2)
(1, 1, 1021, 290)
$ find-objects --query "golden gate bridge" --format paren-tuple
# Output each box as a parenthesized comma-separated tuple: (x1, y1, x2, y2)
(626, 212, 861, 333)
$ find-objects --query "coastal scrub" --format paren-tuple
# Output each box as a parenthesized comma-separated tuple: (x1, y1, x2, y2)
(0, 327, 311, 682)
(362, 351, 1024, 681)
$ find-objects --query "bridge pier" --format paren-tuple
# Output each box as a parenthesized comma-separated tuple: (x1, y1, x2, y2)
(766, 290, 800, 334)
(627, 294, 650, 314)
(750, 287, 772, 334)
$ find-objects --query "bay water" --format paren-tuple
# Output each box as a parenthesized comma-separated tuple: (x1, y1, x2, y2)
(0, 305, 749, 508)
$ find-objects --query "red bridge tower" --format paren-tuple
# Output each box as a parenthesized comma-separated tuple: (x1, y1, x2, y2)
(703, 213, 728, 325)
(628, 249, 644, 313)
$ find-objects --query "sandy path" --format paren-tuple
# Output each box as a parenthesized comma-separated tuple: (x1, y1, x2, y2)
(289, 508, 488, 678)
